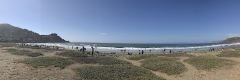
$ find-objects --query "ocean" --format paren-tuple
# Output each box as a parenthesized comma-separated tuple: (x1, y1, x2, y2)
(68, 42, 220, 48)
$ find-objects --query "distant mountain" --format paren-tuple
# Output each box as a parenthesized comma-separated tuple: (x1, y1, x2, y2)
(223, 37, 240, 44)
(0, 23, 68, 43)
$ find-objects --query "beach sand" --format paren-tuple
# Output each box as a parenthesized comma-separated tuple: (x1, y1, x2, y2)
(0, 45, 240, 80)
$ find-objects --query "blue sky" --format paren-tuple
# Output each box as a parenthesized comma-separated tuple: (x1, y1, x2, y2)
(0, 0, 240, 43)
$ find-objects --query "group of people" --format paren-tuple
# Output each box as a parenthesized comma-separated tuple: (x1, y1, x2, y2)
(73, 46, 95, 55)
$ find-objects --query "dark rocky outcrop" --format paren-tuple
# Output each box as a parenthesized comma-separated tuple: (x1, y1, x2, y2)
(0, 23, 68, 43)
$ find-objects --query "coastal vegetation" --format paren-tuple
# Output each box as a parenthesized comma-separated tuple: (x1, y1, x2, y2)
(56, 50, 90, 57)
(6, 48, 43, 57)
(141, 57, 186, 75)
(185, 56, 235, 70)
(159, 53, 194, 57)
(72, 56, 130, 65)
(127, 54, 158, 60)
(76, 65, 165, 80)
(217, 49, 240, 57)
(21, 57, 74, 69)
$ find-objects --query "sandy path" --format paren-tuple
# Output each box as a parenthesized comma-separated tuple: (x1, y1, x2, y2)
(0, 47, 76, 80)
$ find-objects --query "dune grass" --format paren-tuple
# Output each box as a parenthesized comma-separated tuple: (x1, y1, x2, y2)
(185, 56, 235, 70)
(6, 48, 43, 57)
(57, 50, 130, 65)
(56, 50, 90, 57)
(21, 57, 74, 69)
(159, 53, 193, 57)
(217, 50, 240, 57)
(76, 64, 165, 80)
(127, 54, 159, 60)
(141, 57, 186, 75)
(72, 56, 130, 65)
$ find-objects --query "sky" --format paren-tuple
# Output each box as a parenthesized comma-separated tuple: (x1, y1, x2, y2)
(0, 0, 240, 43)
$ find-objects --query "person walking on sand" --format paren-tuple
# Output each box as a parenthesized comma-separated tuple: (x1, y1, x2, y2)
(139, 50, 141, 54)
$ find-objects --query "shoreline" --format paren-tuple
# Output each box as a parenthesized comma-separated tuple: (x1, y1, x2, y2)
(18, 43, 240, 54)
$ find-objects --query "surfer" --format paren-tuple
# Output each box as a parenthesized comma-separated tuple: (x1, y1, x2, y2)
(141, 50, 144, 54)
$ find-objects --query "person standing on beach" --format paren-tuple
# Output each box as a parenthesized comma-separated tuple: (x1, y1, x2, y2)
(76, 47, 79, 50)
(141, 50, 144, 54)
(163, 49, 166, 54)
(139, 50, 141, 54)
(91, 46, 94, 56)
(82, 46, 86, 53)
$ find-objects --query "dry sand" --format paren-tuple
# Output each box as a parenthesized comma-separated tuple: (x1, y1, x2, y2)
(1, 46, 240, 80)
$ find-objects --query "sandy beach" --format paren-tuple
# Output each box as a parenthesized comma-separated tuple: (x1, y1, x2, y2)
(0, 43, 240, 80)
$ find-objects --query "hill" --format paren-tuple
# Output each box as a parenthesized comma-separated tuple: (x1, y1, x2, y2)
(223, 37, 240, 44)
(0, 23, 68, 43)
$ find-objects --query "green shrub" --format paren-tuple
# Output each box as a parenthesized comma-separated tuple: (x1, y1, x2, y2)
(128, 54, 158, 60)
(141, 57, 186, 75)
(21, 57, 74, 69)
(72, 57, 130, 65)
(77, 65, 165, 80)
(6, 48, 43, 57)
(234, 48, 240, 51)
(185, 56, 235, 70)
(217, 50, 240, 57)
(56, 50, 90, 57)
(159, 53, 193, 57)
